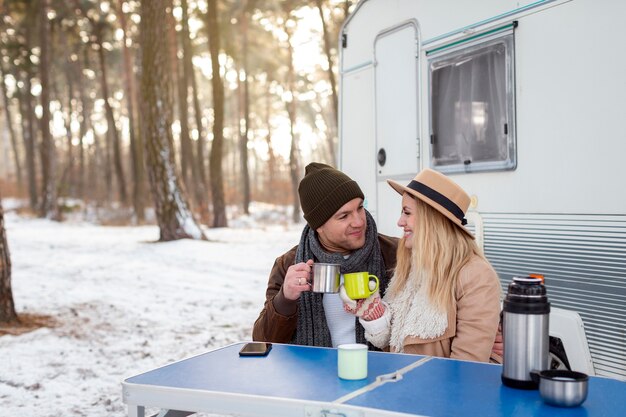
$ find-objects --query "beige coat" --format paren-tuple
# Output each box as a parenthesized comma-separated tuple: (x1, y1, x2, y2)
(362, 255, 501, 363)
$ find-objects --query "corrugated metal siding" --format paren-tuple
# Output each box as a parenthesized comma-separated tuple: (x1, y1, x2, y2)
(478, 213, 626, 380)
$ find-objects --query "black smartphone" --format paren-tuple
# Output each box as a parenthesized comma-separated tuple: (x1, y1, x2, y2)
(238, 342, 272, 357)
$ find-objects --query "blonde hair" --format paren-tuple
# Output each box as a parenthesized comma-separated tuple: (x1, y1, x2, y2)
(388, 195, 488, 312)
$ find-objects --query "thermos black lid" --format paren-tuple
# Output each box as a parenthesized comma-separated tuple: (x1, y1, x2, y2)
(503, 277, 550, 314)
(508, 277, 547, 296)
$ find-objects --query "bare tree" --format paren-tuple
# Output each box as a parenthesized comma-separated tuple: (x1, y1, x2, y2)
(343, 0, 353, 21)
(3, 0, 41, 210)
(139, 0, 206, 241)
(263, 84, 277, 193)
(315, 0, 338, 163)
(281, 6, 302, 223)
(93, 22, 128, 205)
(70, 0, 128, 205)
(38, 0, 59, 220)
(175, 6, 194, 191)
(189, 36, 208, 194)
(0, 191, 18, 325)
(0, 65, 22, 187)
(18, 63, 39, 211)
(115, 0, 146, 223)
(206, 0, 228, 227)
(237, 2, 254, 215)
(77, 49, 94, 201)
(180, 0, 209, 223)
(62, 59, 75, 196)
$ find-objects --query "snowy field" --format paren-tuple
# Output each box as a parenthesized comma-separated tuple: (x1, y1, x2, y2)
(0, 202, 302, 416)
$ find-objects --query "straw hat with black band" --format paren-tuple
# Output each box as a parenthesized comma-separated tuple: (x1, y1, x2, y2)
(387, 168, 474, 239)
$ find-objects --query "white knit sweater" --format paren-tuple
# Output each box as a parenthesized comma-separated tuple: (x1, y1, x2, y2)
(360, 269, 448, 352)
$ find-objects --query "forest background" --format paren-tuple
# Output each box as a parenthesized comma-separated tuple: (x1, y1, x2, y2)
(0, 0, 359, 327)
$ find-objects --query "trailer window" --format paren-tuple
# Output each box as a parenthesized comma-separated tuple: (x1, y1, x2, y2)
(428, 33, 516, 173)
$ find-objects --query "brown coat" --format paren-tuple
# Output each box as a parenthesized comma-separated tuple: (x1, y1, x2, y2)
(252, 234, 398, 343)
(384, 255, 501, 362)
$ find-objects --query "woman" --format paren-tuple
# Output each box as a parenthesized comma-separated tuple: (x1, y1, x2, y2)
(340, 168, 501, 362)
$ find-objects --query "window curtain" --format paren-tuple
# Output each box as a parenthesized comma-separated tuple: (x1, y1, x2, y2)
(431, 42, 508, 166)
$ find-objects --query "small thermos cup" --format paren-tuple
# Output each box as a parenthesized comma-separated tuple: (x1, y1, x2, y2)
(502, 276, 551, 389)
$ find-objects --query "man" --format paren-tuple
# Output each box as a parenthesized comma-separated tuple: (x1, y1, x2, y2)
(252, 162, 397, 347)
(252, 162, 504, 357)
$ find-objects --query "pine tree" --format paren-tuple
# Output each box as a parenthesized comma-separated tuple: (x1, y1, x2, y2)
(139, 0, 207, 241)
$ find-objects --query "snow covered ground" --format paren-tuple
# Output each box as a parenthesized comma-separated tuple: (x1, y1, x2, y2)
(0, 202, 303, 416)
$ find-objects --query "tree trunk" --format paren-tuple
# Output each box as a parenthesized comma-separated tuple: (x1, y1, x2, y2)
(95, 26, 127, 205)
(191, 72, 208, 189)
(77, 81, 87, 200)
(238, 12, 251, 215)
(206, 0, 227, 227)
(283, 18, 301, 224)
(38, 0, 59, 220)
(189, 39, 208, 190)
(263, 85, 276, 195)
(176, 27, 193, 191)
(63, 62, 75, 196)
(116, 0, 145, 223)
(0, 66, 22, 188)
(315, 0, 338, 164)
(317, 106, 337, 163)
(181, 0, 209, 223)
(286, 107, 301, 224)
(0, 187, 18, 324)
(92, 134, 106, 206)
(18, 68, 38, 211)
(103, 121, 113, 202)
(139, 0, 207, 241)
(343, 0, 352, 20)
(77, 48, 93, 201)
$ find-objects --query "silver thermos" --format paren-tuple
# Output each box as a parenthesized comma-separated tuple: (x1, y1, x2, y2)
(501, 276, 551, 389)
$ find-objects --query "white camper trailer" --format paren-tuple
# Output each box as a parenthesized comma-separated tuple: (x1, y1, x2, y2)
(338, 0, 626, 380)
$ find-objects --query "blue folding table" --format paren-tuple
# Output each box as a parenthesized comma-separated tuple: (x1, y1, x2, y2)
(122, 342, 626, 417)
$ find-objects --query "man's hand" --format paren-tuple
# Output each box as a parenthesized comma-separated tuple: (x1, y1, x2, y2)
(339, 285, 385, 321)
(492, 323, 503, 357)
(282, 260, 313, 301)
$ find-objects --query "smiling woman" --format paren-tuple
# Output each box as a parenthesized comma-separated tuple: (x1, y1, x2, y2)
(348, 169, 502, 363)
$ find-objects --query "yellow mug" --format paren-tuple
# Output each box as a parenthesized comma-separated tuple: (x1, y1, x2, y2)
(343, 272, 379, 300)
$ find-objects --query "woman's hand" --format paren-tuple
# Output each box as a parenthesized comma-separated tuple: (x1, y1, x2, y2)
(339, 285, 385, 321)
(282, 260, 313, 301)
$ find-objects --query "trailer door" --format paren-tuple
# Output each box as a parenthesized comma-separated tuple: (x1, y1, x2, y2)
(374, 22, 420, 235)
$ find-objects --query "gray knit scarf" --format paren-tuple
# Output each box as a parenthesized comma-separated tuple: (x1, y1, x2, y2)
(292, 210, 389, 347)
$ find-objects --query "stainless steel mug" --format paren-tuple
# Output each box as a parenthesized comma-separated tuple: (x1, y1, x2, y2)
(532, 370, 589, 407)
(311, 263, 341, 293)
(502, 276, 551, 389)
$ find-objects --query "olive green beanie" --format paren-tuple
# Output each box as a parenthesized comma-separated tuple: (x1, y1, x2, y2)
(298, 162, 364, 230)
